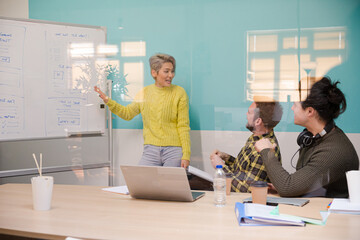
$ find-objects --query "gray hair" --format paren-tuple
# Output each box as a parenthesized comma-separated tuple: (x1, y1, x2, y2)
(149, 53, 176, 73)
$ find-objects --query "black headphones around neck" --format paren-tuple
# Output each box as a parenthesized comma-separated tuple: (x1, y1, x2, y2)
(297, 121, 335, 148)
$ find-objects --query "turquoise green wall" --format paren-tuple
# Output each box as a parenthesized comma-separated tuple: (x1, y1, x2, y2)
(29, 0, 360, 133)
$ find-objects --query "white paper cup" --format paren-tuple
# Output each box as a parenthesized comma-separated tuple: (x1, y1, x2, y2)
(31, 176, 54, 211)
(346, 170, 360, 204)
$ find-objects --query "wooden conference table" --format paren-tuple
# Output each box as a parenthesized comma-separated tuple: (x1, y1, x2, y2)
(0, 184, 359, 240)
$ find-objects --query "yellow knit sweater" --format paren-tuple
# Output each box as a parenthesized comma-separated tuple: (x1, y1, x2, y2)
(106, 84, 191, 160)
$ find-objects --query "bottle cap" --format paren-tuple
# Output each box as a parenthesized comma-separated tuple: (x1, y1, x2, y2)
(250, 181, 267, 187)
(216, 165, 223, 169)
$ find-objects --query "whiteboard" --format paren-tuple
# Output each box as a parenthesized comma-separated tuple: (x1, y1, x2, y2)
(0, 17, 107, 140)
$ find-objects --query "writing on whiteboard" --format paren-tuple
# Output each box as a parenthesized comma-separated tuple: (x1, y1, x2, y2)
(0, 95, 22, 135)
(54, 32, 88, 39)
(0, 18, 106, 140)
(0, 32, 12, 43)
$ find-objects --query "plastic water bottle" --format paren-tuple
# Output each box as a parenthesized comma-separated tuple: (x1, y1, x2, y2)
(214, 165, 226, 207)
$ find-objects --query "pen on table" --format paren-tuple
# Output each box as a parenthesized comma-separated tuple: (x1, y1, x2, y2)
(327, 201, 333, 209)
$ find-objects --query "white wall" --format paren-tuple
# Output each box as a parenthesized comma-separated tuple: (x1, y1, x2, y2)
(113, 129, 360, 186)
(0, 0, 28, 18)
(113, 130, 297, 186)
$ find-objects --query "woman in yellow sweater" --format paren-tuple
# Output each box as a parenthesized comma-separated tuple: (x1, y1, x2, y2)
(94, 53, 191, 168)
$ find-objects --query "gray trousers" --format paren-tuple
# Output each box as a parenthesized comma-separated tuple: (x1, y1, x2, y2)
(139, 145, 182, 167)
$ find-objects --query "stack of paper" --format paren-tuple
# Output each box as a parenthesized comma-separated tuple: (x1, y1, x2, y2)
(102, 186, 129, 195)
(235, 202, 328, 226)
(328, 198, 360, 214)
(235, 202, 306, 226)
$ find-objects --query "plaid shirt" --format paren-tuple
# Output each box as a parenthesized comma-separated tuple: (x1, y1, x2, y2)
(222, 130, 281, 193)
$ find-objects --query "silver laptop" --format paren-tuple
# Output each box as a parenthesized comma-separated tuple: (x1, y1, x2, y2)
(120, 165, 205, 202)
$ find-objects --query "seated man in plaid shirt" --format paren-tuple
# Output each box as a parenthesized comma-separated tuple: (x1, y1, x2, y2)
(210, 98, 283, 192)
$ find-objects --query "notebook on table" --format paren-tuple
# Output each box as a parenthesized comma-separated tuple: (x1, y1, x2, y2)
(187, 166, 214, 191)
(243, 196, 310, 207)
(120, 165, 205, 202)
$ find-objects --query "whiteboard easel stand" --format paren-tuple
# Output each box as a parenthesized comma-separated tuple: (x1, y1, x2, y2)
(107, 80, 114, 186)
